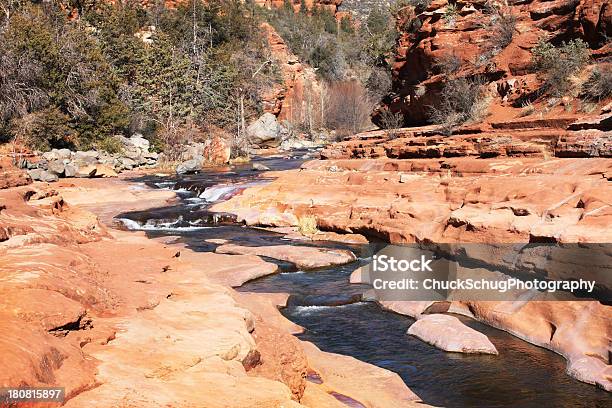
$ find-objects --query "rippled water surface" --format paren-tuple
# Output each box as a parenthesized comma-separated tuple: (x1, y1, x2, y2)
(120, 153, 612, 408)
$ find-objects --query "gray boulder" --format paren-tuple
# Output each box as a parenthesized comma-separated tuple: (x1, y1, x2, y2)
(27, 168, 44, 181)
(129, 134, 150, 151)
(119, 157, 136, 170)
(176, 156, 203, 175)
(47, 160, 65, 176)
(28, 169, 59, 182)
(143, 151, 159, 160)
(64, 164, 77, 178)
(246, 113, 283, 148)
(56, 148, 72, 160)
(251, 163, 270, 171)
(180, 143, 205, 161)
(73, 150, 99, 163)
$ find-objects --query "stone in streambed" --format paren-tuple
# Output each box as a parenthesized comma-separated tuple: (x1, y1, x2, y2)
(407, 314, 498, 355)
(28, 168, 59, 182)
(215, 243, 356, 269)
(252, 163, 270, 171)
(176, 156, 203, 174)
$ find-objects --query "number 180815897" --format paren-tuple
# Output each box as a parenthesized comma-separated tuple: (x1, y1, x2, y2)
(0, 387, 65, 402)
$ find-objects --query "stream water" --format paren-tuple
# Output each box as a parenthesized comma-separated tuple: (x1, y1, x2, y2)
(119, 153, 612, 408)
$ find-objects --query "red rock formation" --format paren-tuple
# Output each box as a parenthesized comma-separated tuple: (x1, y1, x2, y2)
(0, 156, 30, 189)
(202, 134, 231, 164)
(261, 22, 324, 123)
(376, 0, 612, 126)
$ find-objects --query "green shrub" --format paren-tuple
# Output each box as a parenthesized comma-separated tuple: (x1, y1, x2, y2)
(532, 39, 590, 97)
(18, 107, 77, 151)
(96, 136, 124, 154)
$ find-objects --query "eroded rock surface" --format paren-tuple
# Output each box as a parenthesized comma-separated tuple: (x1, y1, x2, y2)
(213, 125, 612, 390)
(407, 314, 499, 355)
(215, 242, 356, 269)
(0, 176, 426, 407)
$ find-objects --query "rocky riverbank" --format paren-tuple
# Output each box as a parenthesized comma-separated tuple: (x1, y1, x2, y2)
(211, 118, 612, 391)
(0, 172, 426, 407)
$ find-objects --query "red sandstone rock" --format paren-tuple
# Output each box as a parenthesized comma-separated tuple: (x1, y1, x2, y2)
(407, 314, 499, 355)
(1, 177, 424, 406)
(376, 0, 612, 126)
(203, 134, 231, 165)
(214, 153, 612, 390)
(261, 22, 324, 123)
(215, 242, 356, 269)
(0, 156, 30, 189)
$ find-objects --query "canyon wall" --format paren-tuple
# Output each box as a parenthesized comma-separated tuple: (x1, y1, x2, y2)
(261, 22, 324, 124)
(375, 0, 612, 125)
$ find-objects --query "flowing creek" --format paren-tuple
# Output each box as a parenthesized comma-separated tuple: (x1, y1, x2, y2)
(118, 153, 611, 408)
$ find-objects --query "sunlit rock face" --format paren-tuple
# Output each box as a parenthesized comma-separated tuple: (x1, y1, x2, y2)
(374, 0, 612, 126)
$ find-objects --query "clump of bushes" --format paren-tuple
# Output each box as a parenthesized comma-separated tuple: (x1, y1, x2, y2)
(263, 1, 399, 135)
(265, 1, 397, 83)
(532, 39, 590, 97)
(0, 0, 279, 153)
(429, 77, 488, 134)
(581, 66, 612, 101)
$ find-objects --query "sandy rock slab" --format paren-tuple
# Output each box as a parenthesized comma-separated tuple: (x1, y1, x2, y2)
(407, 314, 499, 355)
(215, 243, 356, 270)
(301, 341, 425, 408)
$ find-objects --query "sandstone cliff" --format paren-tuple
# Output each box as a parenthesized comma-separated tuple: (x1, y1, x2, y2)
(375, 0, 611, 126)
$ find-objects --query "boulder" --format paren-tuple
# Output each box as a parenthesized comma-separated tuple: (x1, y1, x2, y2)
(181, 143, 205, 161)
(247, 113, 283, 148)
(119, 157, 137, 170)
(39, 170, 59, 182)
(26, 168, 44, 181)
(73, 151, 99, 166)
(129, 134, 150, 151)
(407, 314, 498, 355)
(176, 156, 204, 174)
(47, 160, 65, 176)
(64, 164, 77, 178)
(143, 151, 159, 160)
(202, 136, 231, 164)
(252, 163, 270, 171)
(42, 148, 72, 162)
